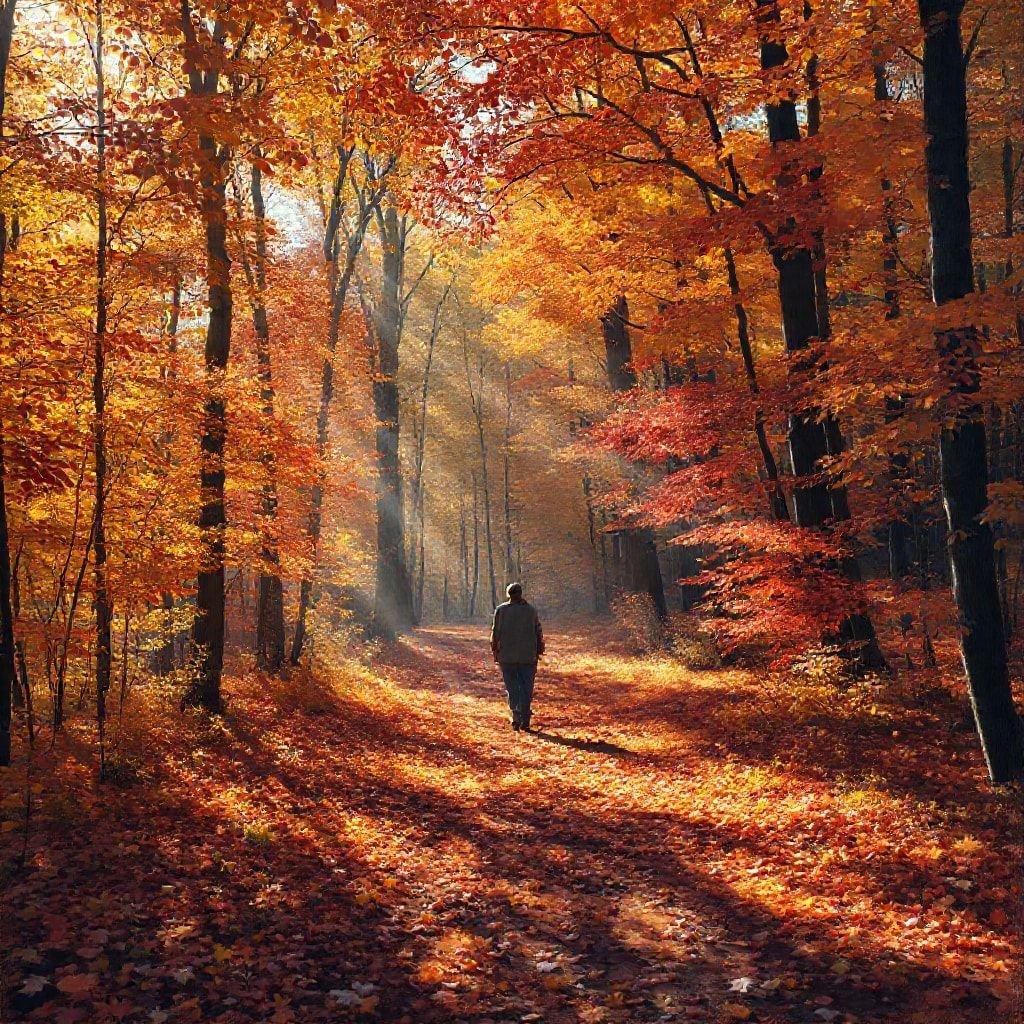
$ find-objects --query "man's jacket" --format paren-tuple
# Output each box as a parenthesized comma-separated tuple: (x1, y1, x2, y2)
(490, 600, 544, 664)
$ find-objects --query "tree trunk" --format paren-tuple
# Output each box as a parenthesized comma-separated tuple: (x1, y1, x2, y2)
(874, 51, 914, 583)
(470, 472, 480, 618)
(757, 0, 884, 670)
(919, 0, 1022, 783)
(503, 363, 516, 581)
(721, 242, 789, 522)
(601, 297, 668, 621)
(459, 500, 470, 619)
(371, 205, 415, 637)
(461, 323, 498, 611)
(291, 148, 375, 663)
(182, 5, 232, 712)
(0, 0, 18, 766)
(247, 161, 286, 673)
(155, 277, 181, 676)
(409, 279, 449, 624)
(475, 413, 498, 610)
(92, 0, 113, 765)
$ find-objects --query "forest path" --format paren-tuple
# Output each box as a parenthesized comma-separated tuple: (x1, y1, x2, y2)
(4, 625, 1012, 1023)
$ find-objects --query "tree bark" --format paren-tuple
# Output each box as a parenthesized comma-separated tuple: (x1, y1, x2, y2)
(291, 148, 378, 663)
(462, 332, 498, 612)
(245, 160, 286, 672)
(92, 0, 113, 764)
(181, 5, 233, 712)
(757, 0, 884, 670)
(470, 472, 480, 617)
(155, 277, 181, 676)
(502, 363, 515, 581)
(919, 0, 1022, 783)
(600, 297, 668, 621)
(721, 242, 789, 522)
(371, 205, 415, 637)
(409, 279, 449, 623)
(0, 0, 18, 766)
(459, 499, 470, 619)
(872, 46, 914, 582)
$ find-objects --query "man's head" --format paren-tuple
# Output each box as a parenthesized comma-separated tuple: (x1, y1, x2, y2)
(506, 582, 523, 602)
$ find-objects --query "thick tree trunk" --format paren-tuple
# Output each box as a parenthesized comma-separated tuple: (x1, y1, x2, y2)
(758, 0, 884, 669)
(0, 0, 18, 766)
(186, 173, 231, 712)
(919, 0, 1022, 783)
(601, 297, 668, 621)
(601, 296, 637, 392)
(181, 5, 232, 712)
(248, 162, 286, 673)
(371, 206, 415, 638)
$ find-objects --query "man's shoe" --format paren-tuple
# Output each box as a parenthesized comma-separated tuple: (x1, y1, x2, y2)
(511, 721, 521, 732)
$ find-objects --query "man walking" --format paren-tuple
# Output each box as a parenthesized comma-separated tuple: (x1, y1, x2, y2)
(490, 583, 545, 732)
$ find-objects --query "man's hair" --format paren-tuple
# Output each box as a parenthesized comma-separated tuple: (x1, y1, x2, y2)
(506, 582, 523, 599)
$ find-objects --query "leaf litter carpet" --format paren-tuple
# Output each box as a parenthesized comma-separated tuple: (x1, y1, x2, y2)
(2, 625, 1020, 1023)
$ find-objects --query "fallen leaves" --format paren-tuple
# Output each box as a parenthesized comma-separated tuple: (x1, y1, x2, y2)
(54, 973, 98, 997)
(2, 627, 1018, 1024)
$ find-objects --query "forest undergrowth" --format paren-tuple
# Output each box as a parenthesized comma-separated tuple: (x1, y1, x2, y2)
(1, 625, 1021, 1024)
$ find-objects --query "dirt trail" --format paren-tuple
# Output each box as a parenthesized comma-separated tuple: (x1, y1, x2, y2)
(3, 625, 1013, 1023)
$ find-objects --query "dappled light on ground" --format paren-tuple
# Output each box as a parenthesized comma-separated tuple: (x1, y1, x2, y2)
(3, 626, 1020, 1023)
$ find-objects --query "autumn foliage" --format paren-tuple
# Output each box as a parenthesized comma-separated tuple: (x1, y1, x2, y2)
(0, 0, 1022, 1021)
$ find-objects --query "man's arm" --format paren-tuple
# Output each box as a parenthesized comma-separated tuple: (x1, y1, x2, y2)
(490, 606, 501, 662)
(535, 613, 545, 658)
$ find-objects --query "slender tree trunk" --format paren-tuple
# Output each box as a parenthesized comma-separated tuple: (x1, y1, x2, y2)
(601, 297, 668, 621)
(0, 0, 18, 766)
(919, 0, 1022, 783)
(757, 0, 884, 669)
(476, 418, 497, 610)
(92, 0, 112, 766)
(872, 45, 914, 582)
(416, 496, 426, 621)
(291, 148, 375, 663)
(722, 243, 790, 522)
(470, 472, 480, 618)
(371, 205, 415, 637)
(246, 161, 286, 672)
(459, 500, 470, 619)
(462, 340, 498, 611)
(409, 279, 448, 624)
(502, 363, 516, 581)
(155, 278, 181, 675)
